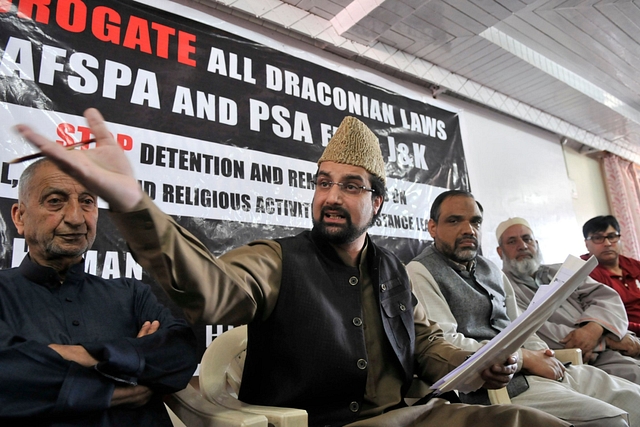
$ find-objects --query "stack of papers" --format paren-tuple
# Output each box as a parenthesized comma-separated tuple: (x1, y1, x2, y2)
(431, 254, 598, 394)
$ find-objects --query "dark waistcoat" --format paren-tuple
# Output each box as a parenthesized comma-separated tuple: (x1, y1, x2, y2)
(412, 245, 510, 340)
(239, 230, 415, 427)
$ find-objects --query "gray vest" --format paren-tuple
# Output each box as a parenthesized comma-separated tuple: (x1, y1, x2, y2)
(412, 245, 528, 402)
(412, 245, 510, 340)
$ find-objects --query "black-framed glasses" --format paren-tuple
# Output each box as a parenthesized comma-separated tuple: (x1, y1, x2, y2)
(586, 233, 621, 244)
(313, 179, 376, 196)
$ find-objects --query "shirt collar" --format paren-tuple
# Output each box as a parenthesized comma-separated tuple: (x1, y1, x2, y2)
(17, 254, 86, 289)
(358, 238, 370, 271)
(582, 253, 633, 279)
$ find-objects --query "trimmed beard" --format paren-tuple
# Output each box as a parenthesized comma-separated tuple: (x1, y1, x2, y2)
(437, 236, 478, 264)
(501, 248, 543, 278)
(312, 206, 373, 246)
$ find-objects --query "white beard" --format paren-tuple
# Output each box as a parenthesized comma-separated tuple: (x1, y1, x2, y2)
(502, 249, 543, 278)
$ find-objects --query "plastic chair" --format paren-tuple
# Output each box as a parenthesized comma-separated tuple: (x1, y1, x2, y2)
(167, 326, 582, 425)
(165, 384, 269, 427)
(196, 325, 307, 427)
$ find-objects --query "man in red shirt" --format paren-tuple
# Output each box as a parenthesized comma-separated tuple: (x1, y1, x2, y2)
(582, 216, 640, 342)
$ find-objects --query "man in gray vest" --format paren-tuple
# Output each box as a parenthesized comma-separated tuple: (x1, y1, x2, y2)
(497, 217, 640, 382)
(15, 109, 573, 427)
(407, 190, 640, 427)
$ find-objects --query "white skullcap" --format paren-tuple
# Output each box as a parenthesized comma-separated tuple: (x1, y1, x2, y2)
(496, 217, 532, 242)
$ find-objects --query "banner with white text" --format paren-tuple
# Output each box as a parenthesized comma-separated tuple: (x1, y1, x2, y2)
(0, 0, 470, 358)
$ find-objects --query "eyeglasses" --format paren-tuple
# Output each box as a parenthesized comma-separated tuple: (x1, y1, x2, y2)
(586, 233, 621, 244)
(313, 179, 376, 196)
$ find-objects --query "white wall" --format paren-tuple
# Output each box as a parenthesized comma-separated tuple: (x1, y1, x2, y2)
(563, 146, 611, 230)
(438, 98, 589, 266)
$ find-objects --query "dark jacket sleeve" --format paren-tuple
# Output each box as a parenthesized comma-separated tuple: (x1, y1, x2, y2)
(0, 320, 115, 417)
(82, 279, 198, 394)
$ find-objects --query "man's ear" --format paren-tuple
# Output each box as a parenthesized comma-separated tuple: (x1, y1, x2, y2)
(496, 246, 503, 258)
(373, 195, 383, 215)
(427, 218, 437, 239)
(11, 202, 25, 236)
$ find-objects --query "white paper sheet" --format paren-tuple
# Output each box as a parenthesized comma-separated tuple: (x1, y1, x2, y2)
(430, 254, 597, 394)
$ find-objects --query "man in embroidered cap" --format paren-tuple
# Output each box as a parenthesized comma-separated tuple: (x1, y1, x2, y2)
(497, 217, 640, 382)
(16, 109, 573, 427)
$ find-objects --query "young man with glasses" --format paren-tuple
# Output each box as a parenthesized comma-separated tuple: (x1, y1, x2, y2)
(582, 215, 640, 335)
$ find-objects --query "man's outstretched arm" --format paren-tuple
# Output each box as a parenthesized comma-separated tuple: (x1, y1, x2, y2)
(17, 109, 282, 327)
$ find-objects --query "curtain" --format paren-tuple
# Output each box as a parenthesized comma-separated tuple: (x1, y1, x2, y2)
(602, 153, 640, 259)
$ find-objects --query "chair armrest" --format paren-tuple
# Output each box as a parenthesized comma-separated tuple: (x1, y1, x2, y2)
(208, 391, 308, 427)
(554, 348, 583, 365)
(165, 385, 268, 427)
(487, 387, 511, 404)
(233, 404, 307, 427)
(198, 325, 307, 427)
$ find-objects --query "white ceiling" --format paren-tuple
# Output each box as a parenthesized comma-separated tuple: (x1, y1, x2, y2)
(191, 0, 640, 163)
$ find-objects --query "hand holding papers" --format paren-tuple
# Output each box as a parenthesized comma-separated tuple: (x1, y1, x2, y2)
(430, 254, 598, 394)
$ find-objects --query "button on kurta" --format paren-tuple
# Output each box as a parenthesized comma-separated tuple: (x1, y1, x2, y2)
(357, 359, 367, 369)
(399, 303, 406, 311)
(380, 283, 387, 291)
(349, 276, 358, 286)
(349, 401, 359, 412)
(352, 317, 362, 327)
(72, 320, 80, 326)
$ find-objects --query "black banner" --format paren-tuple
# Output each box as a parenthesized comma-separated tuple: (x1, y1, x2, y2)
(0, 0, 471, 359)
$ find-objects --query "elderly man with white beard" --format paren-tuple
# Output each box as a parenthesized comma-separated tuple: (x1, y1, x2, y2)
(497, 217, 640, 384)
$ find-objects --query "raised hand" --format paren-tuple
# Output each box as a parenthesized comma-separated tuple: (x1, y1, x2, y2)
(14, 108, 143, 213)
